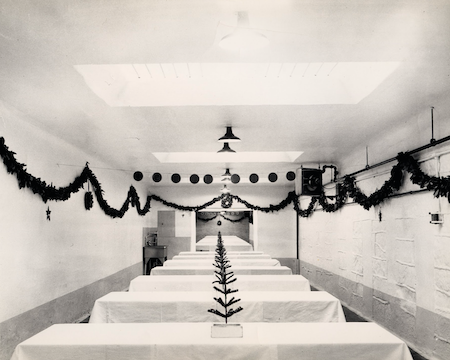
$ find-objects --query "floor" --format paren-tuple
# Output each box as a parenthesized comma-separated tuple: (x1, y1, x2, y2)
(342, 306, 427, 360)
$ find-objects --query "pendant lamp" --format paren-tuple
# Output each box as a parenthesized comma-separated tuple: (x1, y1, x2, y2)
(222, 168, 232, 177)
(218, 142, 235, 153)
(218, 127, 240, 142)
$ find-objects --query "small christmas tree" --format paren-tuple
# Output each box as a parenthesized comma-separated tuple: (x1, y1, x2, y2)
(208, 232, 243, 323)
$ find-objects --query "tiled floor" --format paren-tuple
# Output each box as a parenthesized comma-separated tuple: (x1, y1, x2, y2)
(309, 286, 427, 360)
(342, 305, 427, 360)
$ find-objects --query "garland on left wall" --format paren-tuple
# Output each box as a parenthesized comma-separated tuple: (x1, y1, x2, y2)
(0, 137, 300, 218)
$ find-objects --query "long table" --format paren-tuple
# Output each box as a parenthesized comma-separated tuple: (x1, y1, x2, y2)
(89, 291, 345, 323)
(150, 265, 292, 276)
(163, 258, 280, 267)
(10, 322, 413, 360)
(196, 235, 253, 252)
(129, 275, 311, 292)
(173, 254, 272, 260)
(179, 251, 264, 256)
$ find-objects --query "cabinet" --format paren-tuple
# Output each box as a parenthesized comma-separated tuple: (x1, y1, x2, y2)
(143, 246, 167, 275)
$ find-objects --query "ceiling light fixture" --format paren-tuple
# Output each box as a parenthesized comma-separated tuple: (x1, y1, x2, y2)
(221, 168, 232, 182)
(222, 168, 232, 177)
(218, 126, 240, 142)
(218, 142, 236, 153)
(219, 11, 269, 51)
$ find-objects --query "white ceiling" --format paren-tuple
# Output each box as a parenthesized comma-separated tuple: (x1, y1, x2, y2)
(1, 0, 449, 188)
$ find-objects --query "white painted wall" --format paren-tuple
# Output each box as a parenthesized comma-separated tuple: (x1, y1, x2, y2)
(299, 145, 450, 360)
(257, 209, 296, 257)
(0, 105, 150, 324)
(146, 185, 297, 258)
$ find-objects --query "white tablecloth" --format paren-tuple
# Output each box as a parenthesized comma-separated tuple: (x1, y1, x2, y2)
(173, 254, 272, 260)
(150, 265, 292, 276)
(10, 323, 413, 360)
(179, 251, 264, 256)
(163, 258, 280, 267)
(89, 291, 345, 323)
(129, 275, 311, 292)
(196, 235, 253, 251)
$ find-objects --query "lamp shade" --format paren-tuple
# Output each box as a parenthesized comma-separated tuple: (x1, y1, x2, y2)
(218, 127, 240, 142)
(222, 168, 232, 177)
(218, 142, 236, 153)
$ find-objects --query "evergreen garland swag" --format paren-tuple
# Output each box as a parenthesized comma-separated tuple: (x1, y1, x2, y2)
(197, 212, 251, 223)
(1, 136, 450, 219)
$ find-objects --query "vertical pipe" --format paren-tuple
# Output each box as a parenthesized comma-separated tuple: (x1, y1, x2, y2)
(296, 212, 299, 260)
(365, 146, 369, 169)
(431, 106, 435, 143)
(191, 212, 197, 251)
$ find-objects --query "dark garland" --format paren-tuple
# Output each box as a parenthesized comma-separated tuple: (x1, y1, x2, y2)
(300, 151, 450, 216)
(197, 213, 219, 222)
(221, 213, 248, 223)
(197, 212, 249, 223)
(294, 194, 318, 217)
(2, 136, 450, 219)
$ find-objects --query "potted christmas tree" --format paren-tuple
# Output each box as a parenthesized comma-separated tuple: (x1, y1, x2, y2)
(208, 232, 244, 337)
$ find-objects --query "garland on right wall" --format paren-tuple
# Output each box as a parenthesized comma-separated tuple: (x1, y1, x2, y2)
(305, 151, 450, 216)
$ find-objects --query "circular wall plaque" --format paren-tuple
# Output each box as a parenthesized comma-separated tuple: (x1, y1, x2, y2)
(190, 174, 200, 184)
(268, 172, 278, 182)
(171, 173, 181, 183)
(249, 173, 259, 183)
(133, 171, 143, 181)
(286, 171, 296, 181)
(231, 174, 240, 184)
(204, 174, 213, 184)
(152, 173, 162, 182)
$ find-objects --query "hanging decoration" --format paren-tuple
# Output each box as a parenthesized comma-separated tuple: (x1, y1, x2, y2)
(197, 213, 219, 222)
(46, 206, 51, 221)
(84, 191, 94, 210)
(2, 136, 450, 220)
(84, 181, 94, 210)
(221, 193, 233, 208)
(197, 212, 250, 223)
(221, 213, 247, 223)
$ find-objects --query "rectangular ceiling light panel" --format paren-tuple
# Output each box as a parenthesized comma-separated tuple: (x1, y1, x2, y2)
(75, 62, 400, 106)
(152, 151, 303, 163)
